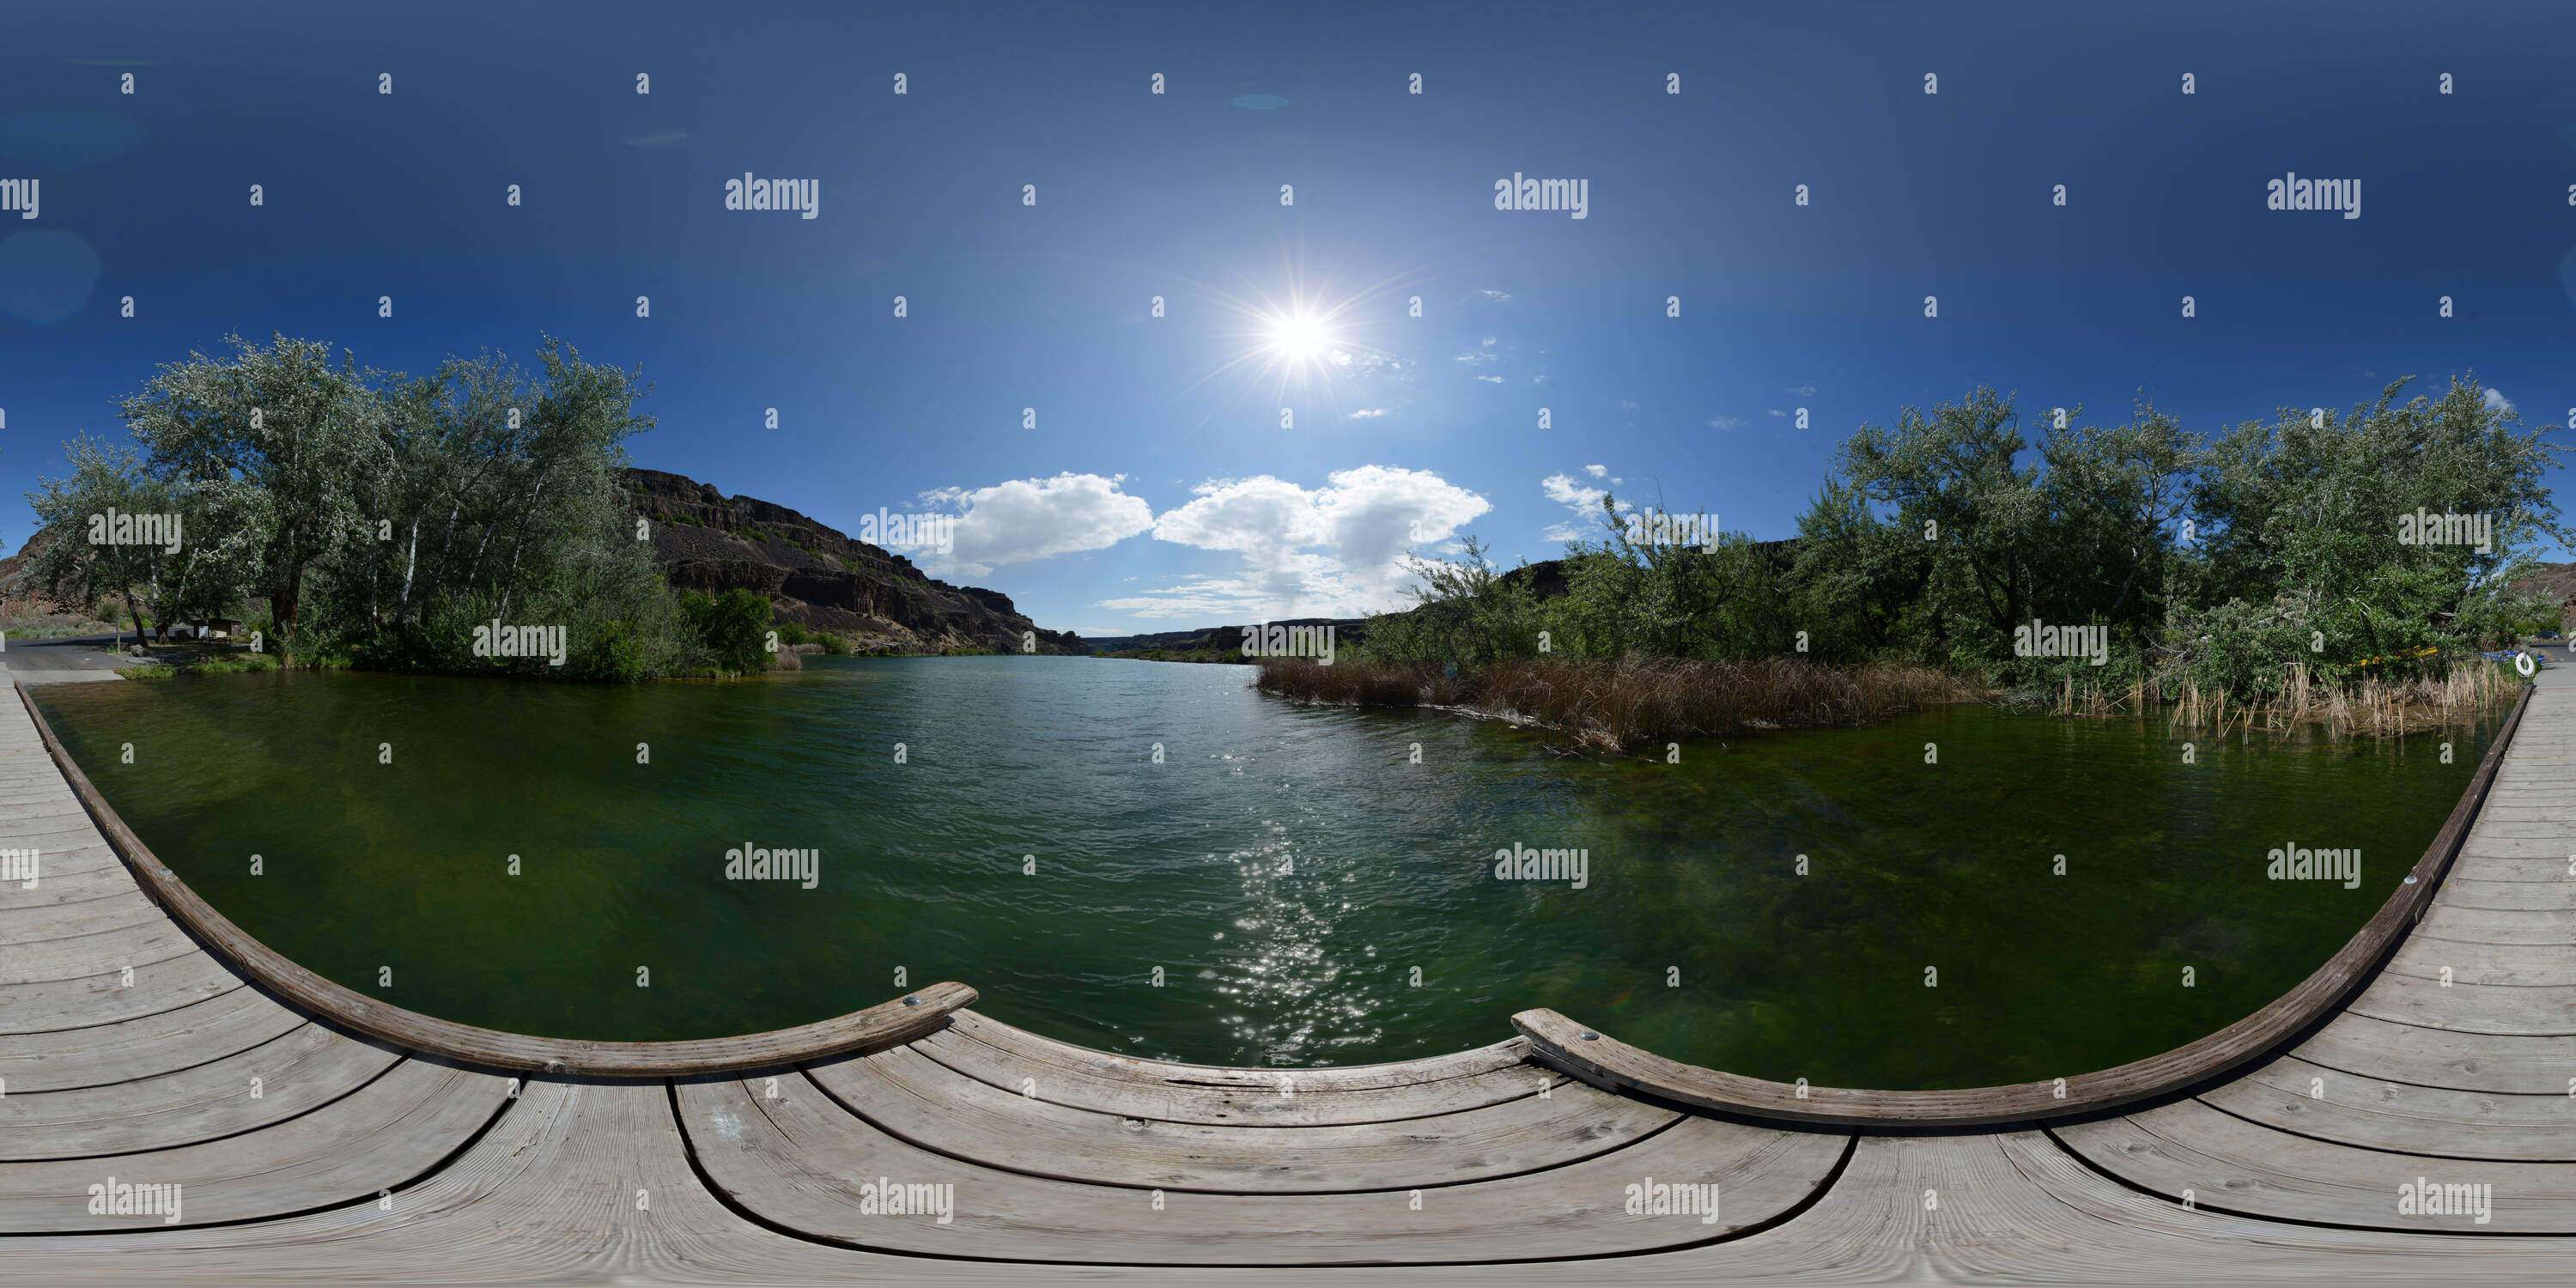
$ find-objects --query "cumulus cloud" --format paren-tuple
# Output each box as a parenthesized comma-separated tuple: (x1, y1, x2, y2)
(2484, 387, 2514, 413)
(1542, 472, 1607, 510)
(1583, 464, 1607, 477)
(917, 472, 1155, 579)
(1100, 466, 1492, 619)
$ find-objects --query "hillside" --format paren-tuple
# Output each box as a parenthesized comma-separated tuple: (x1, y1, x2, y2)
(618, 469, 1087, 655)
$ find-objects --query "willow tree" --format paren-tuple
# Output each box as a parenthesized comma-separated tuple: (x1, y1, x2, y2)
(118, 334, 391, 663)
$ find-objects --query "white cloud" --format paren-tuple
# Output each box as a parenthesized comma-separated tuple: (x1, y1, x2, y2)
(1475, 374, 1503, 383)
(1710, 416, 1744, 429)
(1348, 408, 1388, 419)
(1788, 385, 1816, 396)
(1104, 466, 1492, 618)
(1619, 399, 1637, 411)
(1476, 289, 1512, 302)
(1542, 472, 1606, 510)
(1480, 337, 1497, 346)
(1767, 409, 1786, 417)
(917, 472, 1155, 579)
(2484, 387, 2514, 413)
(1583, 464, 1607, 477)
(1455, 350, 1498, 365)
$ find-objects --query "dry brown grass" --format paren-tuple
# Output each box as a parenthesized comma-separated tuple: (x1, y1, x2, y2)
(1256, 657, 1987, 751)
(2160, 659, 2518, 738)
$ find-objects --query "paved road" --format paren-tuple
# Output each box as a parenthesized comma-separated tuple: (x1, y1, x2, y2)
(1, 631, 146, 684)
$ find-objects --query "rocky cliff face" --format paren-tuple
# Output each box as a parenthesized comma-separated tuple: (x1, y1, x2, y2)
(618, 468, 1086, 655)
(2508, 562, 2576, 631)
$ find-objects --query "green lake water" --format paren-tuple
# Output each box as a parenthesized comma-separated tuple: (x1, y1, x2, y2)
(32, 656, 2494, 1089)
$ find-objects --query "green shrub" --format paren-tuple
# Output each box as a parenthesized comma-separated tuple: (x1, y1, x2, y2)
(678, 587, 772, 674)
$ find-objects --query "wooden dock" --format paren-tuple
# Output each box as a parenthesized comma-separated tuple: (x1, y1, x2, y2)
(4, 668, 2575, 1282)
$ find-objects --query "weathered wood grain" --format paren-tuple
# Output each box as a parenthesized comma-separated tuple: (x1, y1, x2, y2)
(2202, 1053, 2576, 1160)
(2057, 1097, 2576, 1232)
(909, 1010, 1552, 1126)
(0, 1022, 402, 1160)
(0, 982, 297, 1093)
(807, 1043, 1673, 1193)
(0, 1058, 507, 1231)
(2290, 1012, 2576, 1095)
(678, 1070, 1844, 1262)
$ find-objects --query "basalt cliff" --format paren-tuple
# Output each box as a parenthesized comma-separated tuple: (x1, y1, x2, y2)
(618, 468, 1087, 655)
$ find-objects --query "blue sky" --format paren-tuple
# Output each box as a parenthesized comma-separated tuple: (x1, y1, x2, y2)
(4, 0, 2575, 635)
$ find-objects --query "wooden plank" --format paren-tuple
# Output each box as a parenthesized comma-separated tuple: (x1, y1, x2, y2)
(0, 1079, 1075, 1282)
(13, 685, 975, 1077)
(0, 949, 240, 1036)
(2057, 1097, 2576, 1231)
(806, 1043, 1674, 1193)
(0, 1023, 403, 1160)
(2403, 901, 2576, 945)
(0, 918, 203, 987)
(2385, 932, 2576, 987)
(2426, 878, 2576, 911)
(2199, 1053, 2576, 1161)
(0, 886, 165, 947)
(940, 1008, 1534, 1092)
(911, 1018, 1558, 1127)
(0, 983, 297, 1093)
(0, 1058, 507, 1232)
(1516, 683, 2537, 1127)
(676, 1072, 1845, 1262)
(2291, 1012, 2576, 1095)
(2346, 967, 2576, 1036)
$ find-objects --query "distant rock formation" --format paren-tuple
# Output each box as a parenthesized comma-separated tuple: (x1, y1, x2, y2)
(1084, 617, 1370, 657)
(2507, 562, 2576, 631)
(618, 468, 1087, 655)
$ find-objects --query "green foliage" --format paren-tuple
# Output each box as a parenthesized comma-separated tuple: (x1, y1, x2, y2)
(1358, 375, 2559, 708)
(44, 332, 698, 680)
(678, 587, 773, 675)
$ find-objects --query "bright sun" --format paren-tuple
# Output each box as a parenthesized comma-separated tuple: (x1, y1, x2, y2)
(1267, 313, 1333, 361)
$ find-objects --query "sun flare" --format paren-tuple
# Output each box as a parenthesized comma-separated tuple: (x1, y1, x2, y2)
(1267, 313, 1334, 361)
